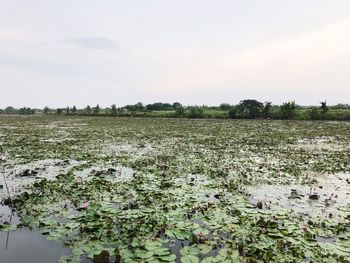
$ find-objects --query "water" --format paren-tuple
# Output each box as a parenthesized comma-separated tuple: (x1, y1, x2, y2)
(0, 203, 74, 263)
(247, 172, 350, 219)
(0, 230, 72, 263)
(0, 159, 83, 199)
(74, 165, 136, 183)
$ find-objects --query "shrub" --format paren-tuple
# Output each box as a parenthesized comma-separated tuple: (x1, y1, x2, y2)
(187, 106, 204, 118)
(280, 101, 296, 119)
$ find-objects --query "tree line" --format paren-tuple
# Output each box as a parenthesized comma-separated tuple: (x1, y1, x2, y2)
(1, 100, 350, 120)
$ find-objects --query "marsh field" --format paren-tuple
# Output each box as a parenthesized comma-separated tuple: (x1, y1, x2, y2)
(0, 115, 349, 263)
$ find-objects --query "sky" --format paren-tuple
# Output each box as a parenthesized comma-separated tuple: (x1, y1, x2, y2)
(1, 0, 350, 108)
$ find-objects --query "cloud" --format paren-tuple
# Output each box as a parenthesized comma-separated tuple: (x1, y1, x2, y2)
(62, 37, 117, 50)
(1, 1, 350, 107)
(145, 17, 350, 103)
(0, 28, 23, 40)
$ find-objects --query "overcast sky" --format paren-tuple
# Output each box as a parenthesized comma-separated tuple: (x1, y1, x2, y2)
(1, 1, 350, 108)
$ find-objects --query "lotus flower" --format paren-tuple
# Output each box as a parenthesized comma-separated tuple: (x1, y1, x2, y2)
(82, 201, 90, 209)
(198, 232, 206, 243)
(301, 224, 308, 232)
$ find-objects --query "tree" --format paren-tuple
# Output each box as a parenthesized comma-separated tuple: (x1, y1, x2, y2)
(111, 104, 117, 116)
(332, 103, 350, 109)
(187, 106, 204, 118)
(135, 102, 145, 111)
(228, 107, 237, 118)
(93, 104, 100, 115)
(19, 107, 34, 115)
(146, 102, 173, 111)
(85, 105, 92, 115)
(236, 99, 263, 118)
(172, 102, 182, 109)
(262, 101, 272, 118)
(175, 105, 185, 117)
(4, 107, 16, 114)
(320, 101, 328, 114)
(146, 103, 159, 111)
(219, 103, 232, 111)
(18, 108, 25, 115)
(65, 107, 70, 115)
(125, 102, 145, 112)
(56, 108, 63, 115)
(72, 106, 77, 114)
(43, 107, 50, 114)
(280, 101, 296, 119)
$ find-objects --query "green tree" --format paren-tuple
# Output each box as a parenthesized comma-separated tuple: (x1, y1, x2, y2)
(320, 101, 328, 114)
(4, 107, 16, 114)
(43, 107, 50, 114)
(125, 102, 145, 112)
(175, 105, 185, 117)
(280, 101, 296, 119)
(219, 103, 232, 111)
(56, 108, 63, 115)
(228, 107, 237, 118)
(111, 104, 117, 116)
(136, 102, 145, 111)
(65, 107, 70, 115)
(172, 102, 182, 109)
(72, 106, 77, 114)
(187, 106, 204, 118)
(93, 104, 100, 115)
(85, 105, 92, 115)
(236, 99, 263, 118)
(19, 107, 34, 115)
(262, 101, 272, 118)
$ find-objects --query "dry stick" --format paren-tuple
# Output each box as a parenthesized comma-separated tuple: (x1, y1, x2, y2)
(1, 166, 13, 206)
(5, 217, 11, 250)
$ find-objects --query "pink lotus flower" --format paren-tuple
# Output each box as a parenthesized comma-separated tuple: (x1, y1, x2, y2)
(198, 232, 205, 238)
(301, 224, 308, 232)
(198, 232, 206, 242)
(82, 202, 90, 209)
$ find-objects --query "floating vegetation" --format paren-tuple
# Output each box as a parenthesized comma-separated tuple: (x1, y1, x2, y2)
(0, 116, 349, 262)
(247, 172, 350, 219)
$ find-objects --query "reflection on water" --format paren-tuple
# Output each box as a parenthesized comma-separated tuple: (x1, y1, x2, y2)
(0, 230, 71, 263)
(0, 204, 93, 263)
(0, 204, 20, 225)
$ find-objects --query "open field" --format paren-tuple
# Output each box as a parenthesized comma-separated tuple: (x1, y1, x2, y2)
(1, 116, 350, 262)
